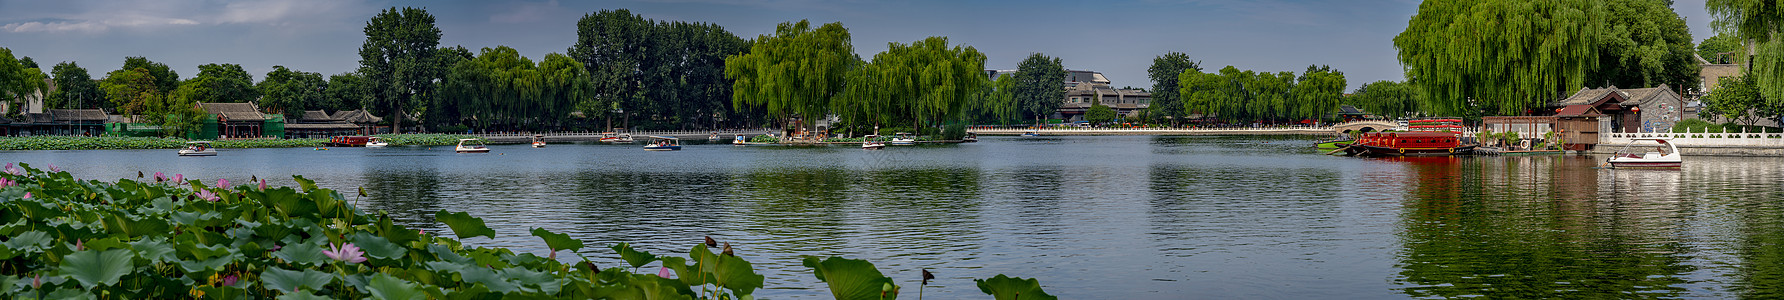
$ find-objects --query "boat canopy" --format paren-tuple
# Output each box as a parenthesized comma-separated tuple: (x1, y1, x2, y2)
(649, 136, 678, 140)
(187, 141, 212, 144)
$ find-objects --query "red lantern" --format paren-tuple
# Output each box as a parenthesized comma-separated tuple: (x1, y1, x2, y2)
(1632, 106, 1641, 113)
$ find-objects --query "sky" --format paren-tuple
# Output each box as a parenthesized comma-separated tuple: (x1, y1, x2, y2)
(0, 0, 1721, 92)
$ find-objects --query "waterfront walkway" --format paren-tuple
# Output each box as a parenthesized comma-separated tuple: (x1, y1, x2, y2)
(969, 126, 1336, 136)
(475, 129, 774, 143)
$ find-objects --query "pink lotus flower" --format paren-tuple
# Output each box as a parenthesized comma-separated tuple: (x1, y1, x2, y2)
(4, 164, 19, 176)
(323, 243, 367, 264)
(22, 192, 30, 199)
(30, 275, 40, 289)
(222, 274, 238, 286)
(154, 172, 166, 182)
(217, 179, 229, 188)
(195, 189, 219, 202)
(172, 174, 183, 184)
(47, 164, 58, 173)
(0, 178, 13, 188)
(658, 267, 674, 278)
(74, 239, 83, 251)
(258, 179, 267, 190)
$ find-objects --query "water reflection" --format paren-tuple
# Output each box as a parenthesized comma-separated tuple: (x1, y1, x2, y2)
(1395, 156, 1692, 298)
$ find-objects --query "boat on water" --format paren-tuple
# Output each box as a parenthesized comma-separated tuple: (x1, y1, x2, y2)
(1606, 138, 1681, 169)
(455, 139, 491, 153)
(599, 132, 634, 143)
(531, 135, 546, 148)
(644, 136, 682, 151)
(178, 141, 216, 156)
(1021, 130, 1038, 137)
(709, 132, 720, 141)
(733, 134, 747, 145)
(890, 133, 916, 146)
(365, 136, 388, 148)
(1314, 137, 1352, 150)
(963, 132, 979, 142)
(861, 135, 886, 150)
(1338, 131, 1475, 156)
(326, 136, 374, 147)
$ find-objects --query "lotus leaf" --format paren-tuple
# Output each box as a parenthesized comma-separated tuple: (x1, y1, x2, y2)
(611, 242, 659, 269)
(530, 227, 583, 252)
(434, 210, 496, 240)
(975, 274, 1057, 300)
(77, 237, 128, 252)
(5, 231, 52, 252)
(349, 232, 408, 260)
(711, 254, 765, 297)
(261, 268, 336, 294)
(363, 273, 428, 300)
(426, 261, 520, 293)
(802, 256, 897, 300)
(275, 291, 334, 300)
(273, 241, 330, 266)
(129, 237, 177, 264)
(58, 249, 134, 289)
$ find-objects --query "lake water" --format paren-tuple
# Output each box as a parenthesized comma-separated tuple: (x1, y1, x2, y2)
(6, 135, 1783, 299)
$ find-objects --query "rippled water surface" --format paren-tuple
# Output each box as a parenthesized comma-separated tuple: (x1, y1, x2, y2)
(8, 135, 1784, 298)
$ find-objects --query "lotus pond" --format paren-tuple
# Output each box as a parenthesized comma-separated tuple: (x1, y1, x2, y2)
(10, 135, 1784, 298)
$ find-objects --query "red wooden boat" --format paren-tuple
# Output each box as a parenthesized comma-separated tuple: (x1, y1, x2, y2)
(1339, 131, 1475, 156)
(325, 136, 372, 147)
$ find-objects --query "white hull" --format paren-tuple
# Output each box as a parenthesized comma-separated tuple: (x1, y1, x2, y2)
(178, 150, 217, 156)
(365, 142, 388, 148)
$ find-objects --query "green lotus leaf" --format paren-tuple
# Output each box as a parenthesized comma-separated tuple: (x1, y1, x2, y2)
(975, 274, 1056, 300)
(42, 287, 95, 300)
(373, 216, 422, 245)
(129, 237, 177, 264)
(57, 249, 135, 289)
(427, 261, 519, 294)
(178, 255, 238, 273)
(349, 232, 408, 260)
(5, 231, 52, 252)
(660, 256, 712, 287)
(530, 227, 583, 252)
(712, 254, 766, 296)
(611, 242, 659, 269)
(362, 273, 428, 300)
(497, 267, 560, 293)
(273, 241, 329, 266)
(77, 237, 129, 252)
(444, 284, 492, 300)
(434, 210, 495, 240)
(0, 275, 18, 295)
(105, 213, 170, 238)
(180, 242, 234, 260)
(197, 285, 247, 300)
(275, 290, 334, 300)
(261, 268, 336, 294)
(802, 256, 897, 300)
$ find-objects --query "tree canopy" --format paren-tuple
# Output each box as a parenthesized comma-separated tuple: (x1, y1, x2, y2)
(570, 9, 749, 131)
(1179, 65, 1348, 123)
(1395, 0, 1604, 117)
(1701, 73, 1772, 125)
(1148, 51, 1201, 123)
(0, 48, 48, 115)
(436, 46, 594, 131)
(46, 61, 103, 110)
(725, 20, 855, 132)
(174, 63, 260, 105)
(324, 72, 371, 113)
(1013, 53, 1065, 124)
(358, 6, 442, 133)
(1345, 80, 1423, 119)
(1697, 33, 1742, 64)
(1586, 0, 1699, 92)
(837, 36, 987, 131)
(254, 66, 329, 118)
(1709, 0, 1784, 110)
(121, 56, 179, 93)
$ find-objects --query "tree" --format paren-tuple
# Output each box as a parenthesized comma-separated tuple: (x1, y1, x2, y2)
(1148, 51, 1201, 124)
(255, 66, 328, 118)
(837, 36, 987, 132)
(46, 61, 103, 110)
(1014, 53, 1065, 124)
(1586, 0, 1699, 91)
(185, 63, 259, 103)
(1085, 105, 1116, 124)
(120, 57, 179, 93)
(1395, 0, 1603, 117)
(1292, 65, 1347, 121)
(358, 7, 442, 133)
(1709, 0, 1784, 110)
(725, 20, 856, 133)
(1698, 33, 1742, 64)
(1701, 72, 1774, 126)
(1345, 80, 1423, 118)
(102, 67, 202, 136)
(18, 57, 35, 70)
(569, 9, 653, 130)
(970, 73, 1019, 124)
(325, 72, 371, 112)
(0, 48, 48, 115)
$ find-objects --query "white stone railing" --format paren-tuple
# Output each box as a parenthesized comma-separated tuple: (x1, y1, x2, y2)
(1602, 128, 1784, 147)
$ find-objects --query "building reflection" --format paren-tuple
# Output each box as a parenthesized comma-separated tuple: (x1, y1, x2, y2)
(1394, 156, 1691, 298)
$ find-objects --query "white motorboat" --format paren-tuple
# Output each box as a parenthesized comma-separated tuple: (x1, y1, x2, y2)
(733, 134, 747, 145)
(1021, 130, 1038, 137)
(861, 135, 886, 150)
(455, 138, 491, 153)
(178, 141, 217, 156)
(1607, 138, 1681, 169)
(890, 132, 916, 146)
(709, 132, 720, 141)
(644, 136, 682, 151)
(531, 135, 546, 148)
(365, 136, 389, 148)
(963, 132, 978, 142)
(600, 132, 634, 143)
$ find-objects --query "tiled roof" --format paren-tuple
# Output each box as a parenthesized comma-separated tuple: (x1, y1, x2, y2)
(49, 109, 108, 122)
(198, 103, 265, 121)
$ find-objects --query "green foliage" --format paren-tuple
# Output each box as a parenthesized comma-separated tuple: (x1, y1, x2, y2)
(941, 123, 967, 140)
(1396, 0, 1603, 117)
(324, 72, 371, 113)
(437, 47, 592, 131)
(1345, 80, 1422, 118)
(970, 73, 1020, 124)
(120, 56, 180, 93)
(1498, 131, 1522, 147)
(0, 48, 49, 117)
(975, 275, 1057, 300)
(530, 227, 583, 252)
(611, 243, 659, 269)
(1148, 51, 1202, 123)
(1179, 65, 1347, 122)
(1702, 73, 1773, 125)
(178, 63, 260, 104)
(726, 19, 856, 133)
(836, 36, 987, 131)
(434, 210, 496, 240)
(58, 249, 135, 289)
(1014, 53, 1066, 124)
(99, 61, 206, 137)
(1587, 0, 1700, 91)
(802, 256, 897, 300)
(359, 6, 442, 133)
(1085, 105, 1117, 124)
(1698, 33, 1743, 64)
(45, 61, 103, 110)
(257, 66, 329, 118)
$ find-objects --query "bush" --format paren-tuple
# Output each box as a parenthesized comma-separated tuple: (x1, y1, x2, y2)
(942, 123, 967, 140)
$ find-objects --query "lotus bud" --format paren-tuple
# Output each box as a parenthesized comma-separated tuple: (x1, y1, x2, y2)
(31, 275, 41, 289)
(222, 274, 238, 286)
(217, 178, 229, 188)
(138, 171, 144, 178)
(549, 249, 557, 260)
(22, 192, 29, 199)
(922, 269, 935, 285)
(705, 236, 717, 247)
(259, 179, 267, 190)
(722, 242, 734, 256)
(173, 174, 183, 183)
(658, 267, 674, 278)
(75, 239, 83, 251)
(883, 282, 894, 293)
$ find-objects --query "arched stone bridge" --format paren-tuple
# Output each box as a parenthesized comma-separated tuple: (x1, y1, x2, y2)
(1330, 120, 1399, 134)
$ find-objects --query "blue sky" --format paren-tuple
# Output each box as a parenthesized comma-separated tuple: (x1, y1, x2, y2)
(0, 0, 1718, 92)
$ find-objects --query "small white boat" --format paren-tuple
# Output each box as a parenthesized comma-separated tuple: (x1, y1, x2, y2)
(890, 132, 916, 146)
(178, 141, 217, 156)
(1021, 130, 1038, 137)
(1607, 138, 1681, 169)
(709, 132, 720, 141)
(365, 137, 389, 148)
(644, 136, 682, 151)
(455, 138, 491, 153)
(963, 132, 979, 142)
(733, 134, 747, 145)
(862, 135, 886, 150)
(531, 135, 546, 148)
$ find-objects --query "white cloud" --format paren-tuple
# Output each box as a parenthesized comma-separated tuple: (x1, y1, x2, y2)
(0, 0, 370, 33)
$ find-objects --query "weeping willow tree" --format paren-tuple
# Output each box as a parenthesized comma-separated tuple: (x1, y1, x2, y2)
(1395, 0, 1604, 117)
(836, 36, 987, 132)
(726, 20, 856, 133)
(1709, 0, 1784, 111)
